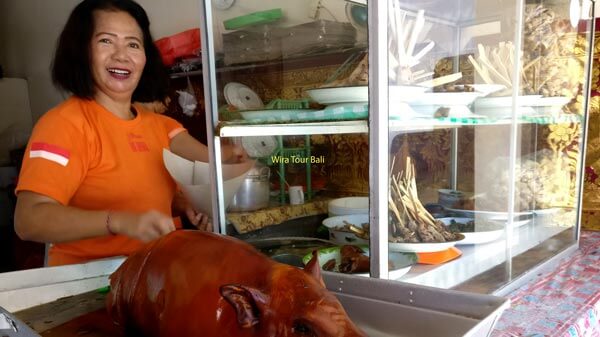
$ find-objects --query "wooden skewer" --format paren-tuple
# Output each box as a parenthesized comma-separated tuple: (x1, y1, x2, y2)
(416, 72, 462, 88)
(523, 56, 541, 72)
(412, 71, 434, 82)
(477, 44, 512, 87)
(408, 40, 435, 67)
(492, 50, 511, 83)
(406, 10, 425, 58)
(468, 55, 494, 84)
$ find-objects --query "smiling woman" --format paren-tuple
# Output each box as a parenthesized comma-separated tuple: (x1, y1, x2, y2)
(12, 0, 245, 267)
(90, 10, 147, 114)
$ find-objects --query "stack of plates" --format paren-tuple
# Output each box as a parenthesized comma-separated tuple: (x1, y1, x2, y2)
(224, 82, 264, 110)
(472, 95, 542, 118)
(328, 196, 369, 217)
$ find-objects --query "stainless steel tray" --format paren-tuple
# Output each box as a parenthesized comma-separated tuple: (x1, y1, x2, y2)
(0, 258, 509, 337)
(324, 272, 509, 337)
(0, 306, 39, 337)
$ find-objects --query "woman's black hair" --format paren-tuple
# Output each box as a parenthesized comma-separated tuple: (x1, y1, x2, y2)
(51, 0, 168, 102)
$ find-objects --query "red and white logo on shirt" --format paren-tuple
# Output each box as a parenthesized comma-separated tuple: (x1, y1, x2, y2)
(127, 133, 149, 152)
(29, 142, 71, 166)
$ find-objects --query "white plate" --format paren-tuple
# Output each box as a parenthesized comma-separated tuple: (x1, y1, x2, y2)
(438, 217, 504, 245)
(239, 109, 317, 122)
(471, 84, 506, 96)
(410, 105, 486, 119)
(328, 197, 369, 216)
(473, 95, 542, 109)
(530, 96, 571, 116)
(445, 208, 533, 225)
(409, 92, 483, 106)
(389, 85, 428, 103)
(530, 96, 571, 107)
(241, 136, 278, 158)
(389, 103, 419, 120)
(388, 234, 464, 253)
(302, 245, 417, 279)
(532, 207, 564, 221)
(224, 82, 264, 110)
(475, 106, 537, 118)
(306, 86, 368, 104)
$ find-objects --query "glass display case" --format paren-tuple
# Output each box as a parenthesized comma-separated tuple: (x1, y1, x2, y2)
(198, 0, 595, 294)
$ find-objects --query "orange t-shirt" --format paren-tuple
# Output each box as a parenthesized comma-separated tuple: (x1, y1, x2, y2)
(16, 96, 186, 266)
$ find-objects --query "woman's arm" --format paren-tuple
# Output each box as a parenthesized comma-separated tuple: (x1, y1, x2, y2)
(169, 131, 243, 163)
(15, 191, 176, 243)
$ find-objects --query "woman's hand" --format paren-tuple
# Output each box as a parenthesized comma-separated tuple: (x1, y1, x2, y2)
(172, 189, 212, 232)
(185, 208, 212, 232)
(109, 210, 176, 242)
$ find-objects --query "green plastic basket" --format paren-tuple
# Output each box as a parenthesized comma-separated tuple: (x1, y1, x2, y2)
(265, 98, 310, 110)
(224, 9, 283, 30)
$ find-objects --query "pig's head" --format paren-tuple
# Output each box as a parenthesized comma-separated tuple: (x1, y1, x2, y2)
(220, 251, 367, 337)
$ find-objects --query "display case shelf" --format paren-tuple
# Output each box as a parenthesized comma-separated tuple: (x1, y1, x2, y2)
(217, 113, 584, 138)
(399, 221, 573, 291)
(217, 120, 368, 137)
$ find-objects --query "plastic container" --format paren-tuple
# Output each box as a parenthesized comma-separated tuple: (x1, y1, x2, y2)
(281, 20, 357, 57)
(328, 196, 369, 216)
(154, 28, 201, 66)
(222, 24, 282, 65)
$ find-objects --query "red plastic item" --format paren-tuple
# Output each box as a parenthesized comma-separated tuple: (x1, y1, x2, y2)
(154, 28, 201, 66)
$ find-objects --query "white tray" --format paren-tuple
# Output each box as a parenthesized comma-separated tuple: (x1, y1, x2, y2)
(306, 86, 368, 104)
(240, 109, 316, 122)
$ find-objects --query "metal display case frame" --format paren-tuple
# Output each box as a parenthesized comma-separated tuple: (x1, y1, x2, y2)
(200, 0, 595, 296)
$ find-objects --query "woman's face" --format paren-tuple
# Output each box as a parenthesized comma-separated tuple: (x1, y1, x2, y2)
(90, 10, 146, 102)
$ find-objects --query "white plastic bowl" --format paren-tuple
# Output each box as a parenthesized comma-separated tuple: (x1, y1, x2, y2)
(322, 214, 369, 245)
(328, 197, 369, 217)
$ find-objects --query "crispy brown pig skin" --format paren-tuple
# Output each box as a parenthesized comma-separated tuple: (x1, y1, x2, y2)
(107, 230, 367, 337)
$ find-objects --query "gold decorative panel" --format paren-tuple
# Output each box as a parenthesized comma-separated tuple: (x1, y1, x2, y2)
(583, 25, 600, 231)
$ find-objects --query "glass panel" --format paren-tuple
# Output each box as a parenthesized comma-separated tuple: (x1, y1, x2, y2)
(201, 1, 371, 276)
(208, 1, 368, 126)
(383, 0, 591, 292)
(201, 0, 591, 293)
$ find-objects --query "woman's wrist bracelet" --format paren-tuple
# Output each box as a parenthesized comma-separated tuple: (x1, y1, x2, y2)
(106, 210, 116, 235)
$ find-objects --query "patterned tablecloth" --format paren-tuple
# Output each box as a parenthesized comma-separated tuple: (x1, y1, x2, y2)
(491, 231, 600, 337)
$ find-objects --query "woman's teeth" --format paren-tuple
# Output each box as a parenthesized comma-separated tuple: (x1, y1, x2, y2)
(108, 68, 130, 75)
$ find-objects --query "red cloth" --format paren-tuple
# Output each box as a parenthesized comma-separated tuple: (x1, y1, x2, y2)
(491, 231, 600, 337)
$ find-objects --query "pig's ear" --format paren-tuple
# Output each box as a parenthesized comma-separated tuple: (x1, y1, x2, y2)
(304, 250, 325, 287)
(220, 285, 269, 328)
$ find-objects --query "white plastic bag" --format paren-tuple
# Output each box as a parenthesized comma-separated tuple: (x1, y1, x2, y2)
(176, 77, 197, 117)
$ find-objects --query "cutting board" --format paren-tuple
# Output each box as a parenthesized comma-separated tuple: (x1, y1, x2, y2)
(15, 290, 124, 337)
